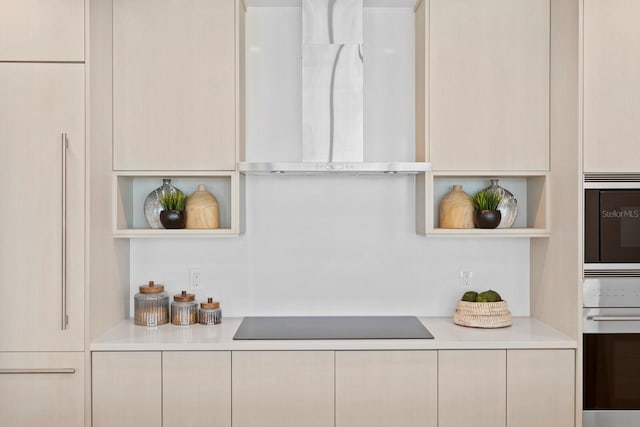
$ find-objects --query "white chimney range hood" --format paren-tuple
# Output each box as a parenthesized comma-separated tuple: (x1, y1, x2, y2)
(239, 0, 429, 176)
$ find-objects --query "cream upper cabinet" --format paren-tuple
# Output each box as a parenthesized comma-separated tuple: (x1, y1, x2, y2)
(335, 350, 437, 427)
(584, 0, 640, 173)
(232, 351, 334, 427)
(0, 63, 84, 351)
(163, 351, 231, 427)
(427, 0, 549, 171)
(92, 352, 162, 427)
(0, 352, 84, 427)
(113, 0, 236, 171)
(439, 350, 507, 427)
(507, 350, 575, 427)
(0, 0, 84, 61)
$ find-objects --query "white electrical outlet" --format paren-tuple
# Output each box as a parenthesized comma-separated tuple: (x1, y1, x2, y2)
(460, 271, 473, 289)
(190, 268, 202, 290)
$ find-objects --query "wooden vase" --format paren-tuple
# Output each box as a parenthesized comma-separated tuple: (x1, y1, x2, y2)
(439, 185, 474, 229)
(185, 184, 219, 229)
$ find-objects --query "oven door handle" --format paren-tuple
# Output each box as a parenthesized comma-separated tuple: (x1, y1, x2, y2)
(588, 315, 640, 321)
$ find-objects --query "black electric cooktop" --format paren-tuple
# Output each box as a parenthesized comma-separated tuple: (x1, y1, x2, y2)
(232, 316, 434, 340)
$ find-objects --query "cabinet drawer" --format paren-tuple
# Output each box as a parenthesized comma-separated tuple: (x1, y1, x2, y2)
(0, 0, 84, 61)
(0, 352, 84, 427)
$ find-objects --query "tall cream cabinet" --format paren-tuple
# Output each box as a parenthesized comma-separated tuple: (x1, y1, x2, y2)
(0, 19, 85, 427)
(0, 0, 84, 61)
(421, 0, 550, 171)
(113, 0, 236, 171)
(583, 0, 640, 173)
(0, 63, 85, 351)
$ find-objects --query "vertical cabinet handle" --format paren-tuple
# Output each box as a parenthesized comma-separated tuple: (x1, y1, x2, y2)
(61, 134, 68, 330)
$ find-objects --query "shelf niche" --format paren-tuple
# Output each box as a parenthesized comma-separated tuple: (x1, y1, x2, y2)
(417, 172, 550, 238)
(113, 172, 241, 238)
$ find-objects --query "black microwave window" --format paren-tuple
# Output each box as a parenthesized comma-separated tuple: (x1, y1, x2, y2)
(598, 191, 640, 262)
(621, 206, 640, 248)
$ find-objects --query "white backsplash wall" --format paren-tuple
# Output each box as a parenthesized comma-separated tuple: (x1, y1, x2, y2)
(130, 6, 530, 317)
(130, 176, 530, 317)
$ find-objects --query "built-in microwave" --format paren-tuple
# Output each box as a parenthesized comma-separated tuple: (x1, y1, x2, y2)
(585, 180, 640, 269)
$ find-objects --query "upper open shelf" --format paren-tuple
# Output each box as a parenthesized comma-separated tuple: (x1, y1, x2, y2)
(416, 171, 550, 238)
(112, 171, 242, 238)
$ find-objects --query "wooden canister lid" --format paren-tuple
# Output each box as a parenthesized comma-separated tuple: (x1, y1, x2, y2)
(201, 297, 220, 309)
(174, 290, 195, 302)
(139, 281, 165, 293)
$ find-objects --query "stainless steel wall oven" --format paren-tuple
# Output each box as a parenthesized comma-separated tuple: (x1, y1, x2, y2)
(584, 175, 640, 426)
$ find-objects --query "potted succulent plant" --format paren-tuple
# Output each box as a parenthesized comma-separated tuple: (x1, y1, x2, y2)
(159, 191, 187, 229)
(472, 189, 502, 229)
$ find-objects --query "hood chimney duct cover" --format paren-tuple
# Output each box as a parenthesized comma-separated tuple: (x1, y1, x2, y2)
(302, 0, 363, 163)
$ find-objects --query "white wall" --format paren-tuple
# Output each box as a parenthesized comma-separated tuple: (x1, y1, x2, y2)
(130, 6, 531, 318)
(130, 176, 530, 317)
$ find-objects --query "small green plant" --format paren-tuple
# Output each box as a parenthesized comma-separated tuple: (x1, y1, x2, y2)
(160, 191, 186, 211)
(472, 189, 502, 211)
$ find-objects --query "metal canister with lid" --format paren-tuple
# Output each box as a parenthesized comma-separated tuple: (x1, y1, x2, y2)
(134, 281, 169, 327)
(171, 290, 198, 326)
(198, 298, 222, 325)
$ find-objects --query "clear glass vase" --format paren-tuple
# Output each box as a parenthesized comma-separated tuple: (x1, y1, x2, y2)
(143, 179, 181, 229)
(484, 178, 518, 228)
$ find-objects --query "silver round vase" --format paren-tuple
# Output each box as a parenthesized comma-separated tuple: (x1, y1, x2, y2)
(484, 178, 518, 228)
(144, 179, 181, 229)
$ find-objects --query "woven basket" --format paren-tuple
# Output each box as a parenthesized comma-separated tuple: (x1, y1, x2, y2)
(453, 300, 512, 328)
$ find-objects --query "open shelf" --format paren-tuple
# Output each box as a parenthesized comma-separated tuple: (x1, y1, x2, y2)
(416, 171, 550, 238)
(113, 171, 242, 238)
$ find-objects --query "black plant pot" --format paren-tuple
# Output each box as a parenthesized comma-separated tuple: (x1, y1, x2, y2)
(160, 210, 186, 229)
(475, 210, 501, 229)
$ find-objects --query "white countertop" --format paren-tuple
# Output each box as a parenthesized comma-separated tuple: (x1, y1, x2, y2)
(90, 317, 576, 351)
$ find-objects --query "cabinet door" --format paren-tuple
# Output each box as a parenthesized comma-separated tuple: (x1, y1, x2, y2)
(113, 0, 236, 171)
(439, 350, 506, 427)
(335, 351, 437, 427)
(232, 351, 334, 427)
(0, 0, 84, 61)
(0, 352, 84, 427)
(429, 0, 549, 171)
(584, 0, 640, 173)
(0, 63, 84, 350)
(507, 350, 575, 427)
(163, 351, 231, 427)
(92, 352, 161, 427)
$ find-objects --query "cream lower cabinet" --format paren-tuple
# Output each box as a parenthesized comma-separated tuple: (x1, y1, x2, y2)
(232, 351, 334, 427)
(439, 350, 507, 427)
(92, 349, 574, 427)
(92, 351, 232, 427)
(439, 349, 575, 427)
(92, 352, 162, 427)
(335, 350, 437, 427)
(163, 351, 231, 427)
(0, 352, 84, 427)
(507, 349, 575, 427)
